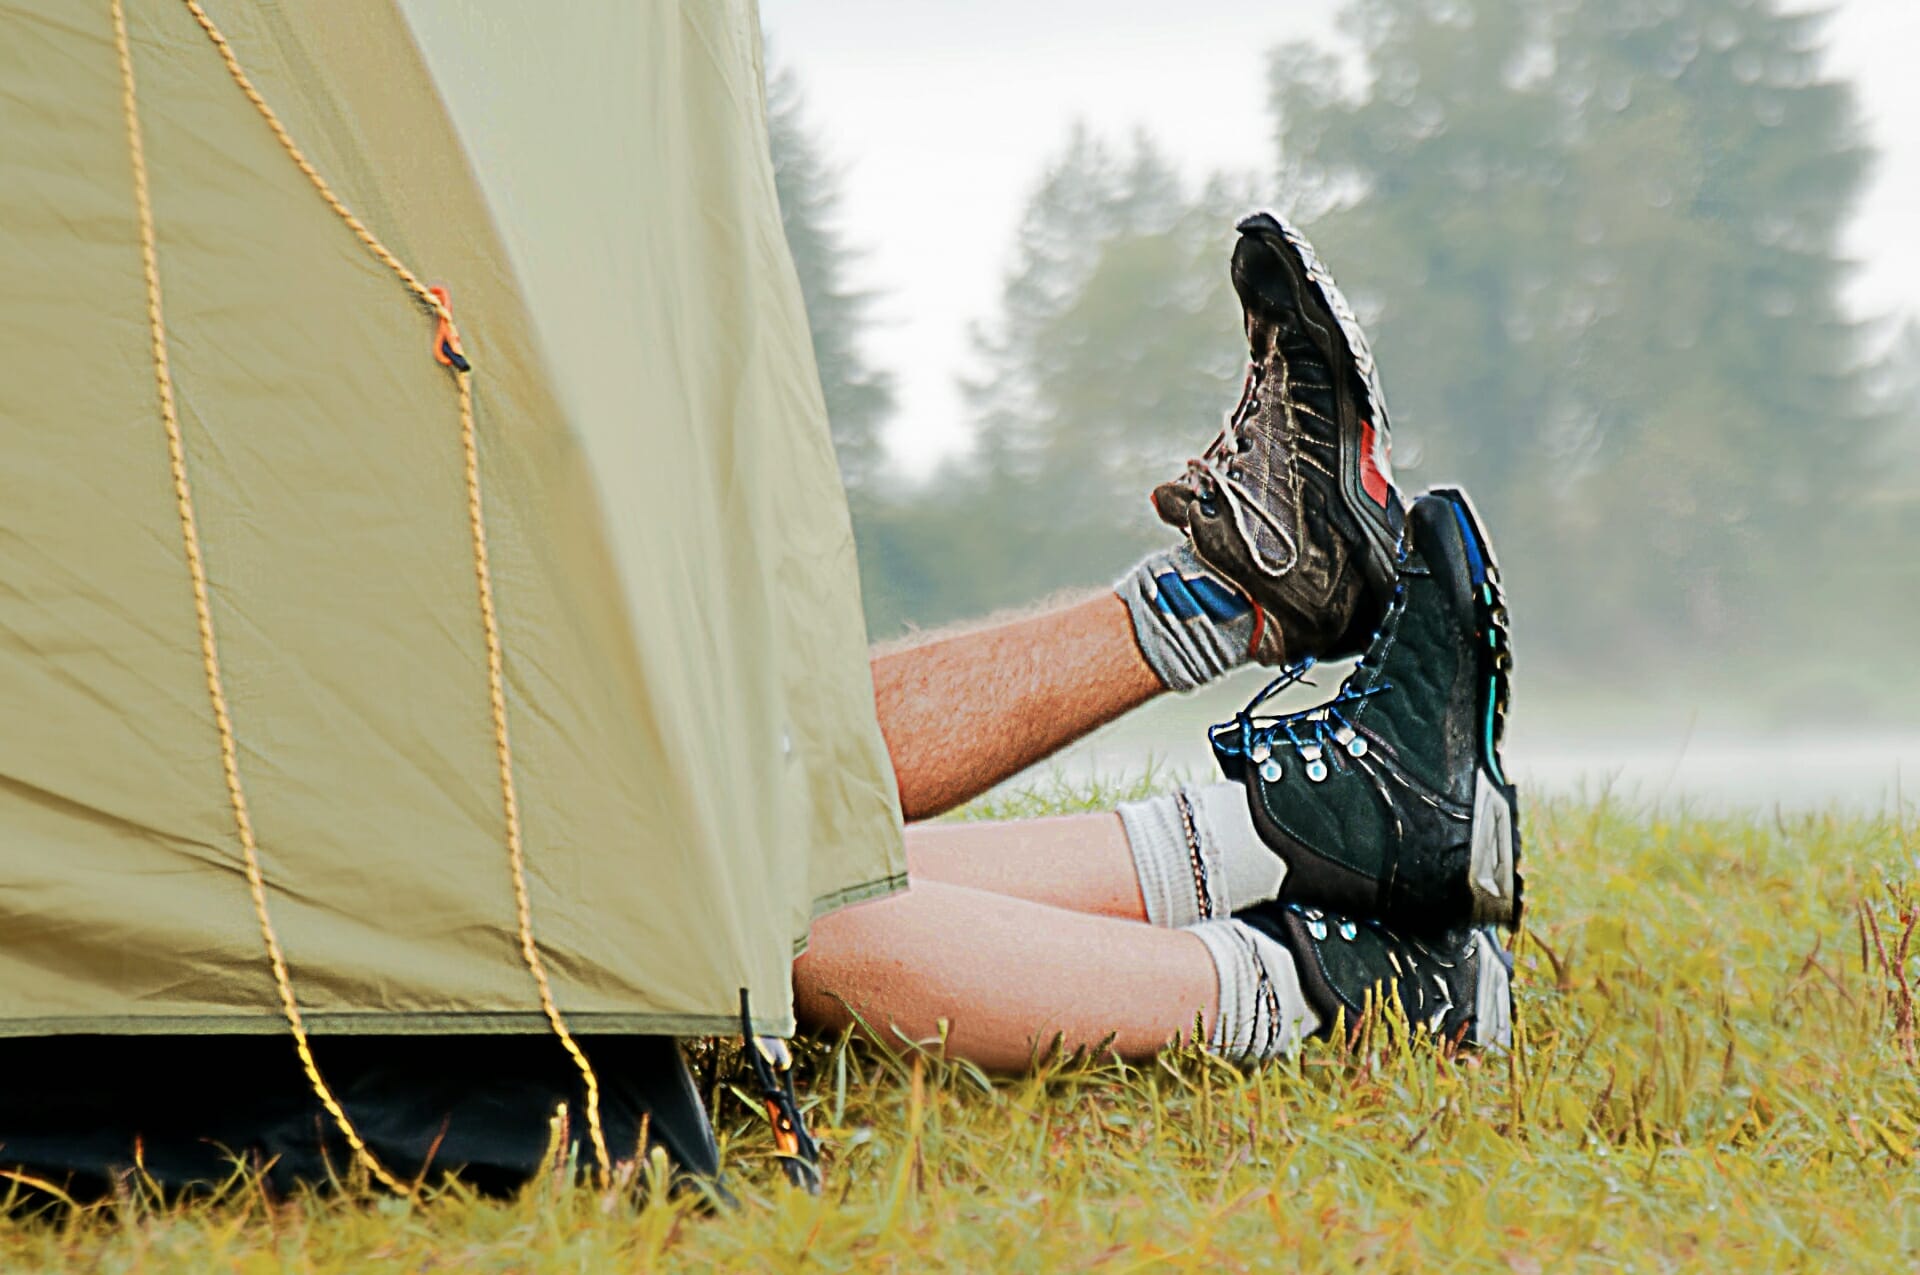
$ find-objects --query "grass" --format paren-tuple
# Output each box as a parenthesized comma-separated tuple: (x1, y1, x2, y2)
(6, 784, 1920, 1272)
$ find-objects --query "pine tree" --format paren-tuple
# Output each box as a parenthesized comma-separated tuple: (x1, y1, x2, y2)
(766, 63, 894, 504)
(949, 126, 1249, 615)
(1268, 0, 1886, 663)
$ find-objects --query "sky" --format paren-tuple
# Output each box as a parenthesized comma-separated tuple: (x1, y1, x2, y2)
(759, 0, 1920, 479)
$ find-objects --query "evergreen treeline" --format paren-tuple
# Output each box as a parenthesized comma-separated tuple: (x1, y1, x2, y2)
(769, 0, 1919, 690)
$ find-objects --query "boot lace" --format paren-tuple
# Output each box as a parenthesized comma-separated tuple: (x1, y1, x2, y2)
(1208, 657, 1391, 783)
(1186, 360, 1305, 579)
(1208, 538, 1413, 781)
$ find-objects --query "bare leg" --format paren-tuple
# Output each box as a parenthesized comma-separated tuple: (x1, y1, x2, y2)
(904, 814, 1147, 921)
(873, 592, 1161, 820)
(817, 595, 1226, 1068)
(794, 880, 1216, 1070)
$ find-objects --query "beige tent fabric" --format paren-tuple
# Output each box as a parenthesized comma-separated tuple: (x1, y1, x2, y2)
(0, 0, 904, 1038)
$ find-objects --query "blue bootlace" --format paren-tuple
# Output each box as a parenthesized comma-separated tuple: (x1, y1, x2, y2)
(1208, 656, 1393, 782)
(1210, 542, 1414, 782)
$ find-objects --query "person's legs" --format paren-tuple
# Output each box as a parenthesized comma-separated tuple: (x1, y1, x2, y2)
(795, 880, 1331, 1070)
(844, 590, 1324, 1070)
(832, 545, 1521, 1066)
(793, 883, 1216, 1070)
(902, 784, 1287, 927)
(902, 814, 1147, 921)
(873, 593, 1161, 821)
(874, 544, 1310, 819)
(793, 860, 1508, 1069)
(797, 801, 1338, 1069)
(816, 214, 1521, 1071)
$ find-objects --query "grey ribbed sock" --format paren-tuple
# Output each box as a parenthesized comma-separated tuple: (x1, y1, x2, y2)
(1117, 783, 1287, 928)
(1115, 544, 1262, 692)
(1186, 919, 1319, 1060)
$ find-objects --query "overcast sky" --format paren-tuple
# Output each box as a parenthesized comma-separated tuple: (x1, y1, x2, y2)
(760, 0, 1920, 478)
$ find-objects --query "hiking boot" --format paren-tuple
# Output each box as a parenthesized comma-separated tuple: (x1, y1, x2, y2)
(1240, 901, 1512, 1048)
(1152, 211, 1404, 663)
(1208, 488, 1520, 933)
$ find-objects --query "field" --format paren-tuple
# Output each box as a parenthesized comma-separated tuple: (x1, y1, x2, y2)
(6, 783, 1920, 1272)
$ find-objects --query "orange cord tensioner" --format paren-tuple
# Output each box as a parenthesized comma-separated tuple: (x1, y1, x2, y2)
(111, 0, 608, 1191)
(430, 285, 470, 372)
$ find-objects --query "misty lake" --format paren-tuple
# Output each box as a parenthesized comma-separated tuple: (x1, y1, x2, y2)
(1004, 667, 1920, 813)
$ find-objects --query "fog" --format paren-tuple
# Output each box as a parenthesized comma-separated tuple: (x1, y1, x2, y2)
(760, 0, 1920, 809)
(1004, 665, 1920, 811)
(763, 0, 1920, 477)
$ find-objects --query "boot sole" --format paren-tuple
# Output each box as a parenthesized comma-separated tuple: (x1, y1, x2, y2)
(1430, 486, 1523, 929)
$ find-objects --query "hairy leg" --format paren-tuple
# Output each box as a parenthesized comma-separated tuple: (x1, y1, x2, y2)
(903, 814, 1147, 921)
(873, 592, 1162, 820)
(794, 880, 1215, 1070)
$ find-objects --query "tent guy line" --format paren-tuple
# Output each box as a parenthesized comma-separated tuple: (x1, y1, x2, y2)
(5, 0, 895, 1189)
(111, 0, 611, 1191)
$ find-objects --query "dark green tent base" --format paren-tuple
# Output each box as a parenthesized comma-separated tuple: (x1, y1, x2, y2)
(0, 1034, 718, 1200)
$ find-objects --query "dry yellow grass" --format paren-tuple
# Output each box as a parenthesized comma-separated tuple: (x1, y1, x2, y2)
(6, 788, 1920, 1272)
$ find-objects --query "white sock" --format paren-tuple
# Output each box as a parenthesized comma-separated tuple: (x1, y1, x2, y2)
(1114, 544, 1263, 692)
(1117, 783, 1287, 927)
(1186, 919, 1320, 1060)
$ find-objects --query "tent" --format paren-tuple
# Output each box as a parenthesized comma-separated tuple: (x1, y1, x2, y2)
(0, 0, 905, 1190)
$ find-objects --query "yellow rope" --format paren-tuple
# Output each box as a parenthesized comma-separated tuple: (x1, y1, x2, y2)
(178, 0, 439, 318)
(175, 0, 613, 1183)
(451, 364, 617, 1190)
(111, 0, 407, 1195)
(112, 0, 611, 1187)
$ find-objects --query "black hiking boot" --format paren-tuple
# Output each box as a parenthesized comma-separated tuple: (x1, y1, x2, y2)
(1208, 488, 1521, 933)
(1152, 211, 1405, 664)
(1240, 901, 1513, 1049)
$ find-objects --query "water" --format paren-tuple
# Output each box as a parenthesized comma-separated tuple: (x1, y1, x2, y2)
(1511, 732, 1920, 811)
(1008, 668, 1920, 812)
